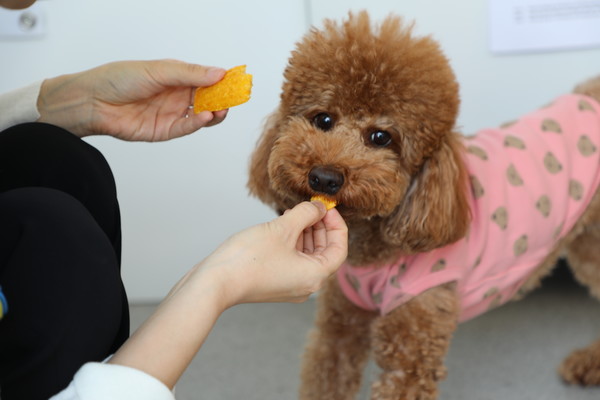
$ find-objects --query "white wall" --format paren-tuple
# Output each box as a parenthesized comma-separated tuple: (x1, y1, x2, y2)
(2, 0, 600, 302)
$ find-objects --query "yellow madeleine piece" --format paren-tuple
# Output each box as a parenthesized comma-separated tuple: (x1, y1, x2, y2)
(194, 65, 252, 113)
(310, 194, 337, 210)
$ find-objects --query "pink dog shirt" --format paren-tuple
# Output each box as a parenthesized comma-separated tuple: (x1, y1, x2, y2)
(338, 94, 600, 322)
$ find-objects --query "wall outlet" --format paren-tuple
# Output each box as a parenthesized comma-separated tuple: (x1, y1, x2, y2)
(0, 2, 46, 39)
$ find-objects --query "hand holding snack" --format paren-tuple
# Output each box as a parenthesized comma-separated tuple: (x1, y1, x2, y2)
(37, 60, 229, 140)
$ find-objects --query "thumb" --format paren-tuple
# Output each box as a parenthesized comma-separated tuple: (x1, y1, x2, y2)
(278, 201, 326, 238)
(150, 60, 226, 88)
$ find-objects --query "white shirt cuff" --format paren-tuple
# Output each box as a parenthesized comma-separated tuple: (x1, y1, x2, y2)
(49, 362, 175, 400)
(0, 81, 43, 132)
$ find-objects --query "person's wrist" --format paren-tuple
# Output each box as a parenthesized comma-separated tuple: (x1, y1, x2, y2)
(37, 72, 94, 137)
(187, 261, 236, 312)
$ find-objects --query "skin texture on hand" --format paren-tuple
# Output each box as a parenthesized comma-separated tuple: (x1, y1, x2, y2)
(108, 202, 348, 389)
(37, 60, 228, 140)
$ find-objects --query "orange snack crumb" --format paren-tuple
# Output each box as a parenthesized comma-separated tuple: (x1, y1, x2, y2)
(311, 195, 337, 210)
(193, 65, 252, 113)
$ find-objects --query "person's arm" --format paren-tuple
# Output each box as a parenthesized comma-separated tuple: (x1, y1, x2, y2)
(51, 201, 346, 399)
(108, 201, 347, 389)
(104, 265, 227, 390)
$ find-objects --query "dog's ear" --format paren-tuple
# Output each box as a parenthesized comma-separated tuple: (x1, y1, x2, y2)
(247, 109, 283, 209)
(381, 134, 470, 253)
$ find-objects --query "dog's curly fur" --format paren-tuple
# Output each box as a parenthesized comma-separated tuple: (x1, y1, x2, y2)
(248, 11, 600, 399)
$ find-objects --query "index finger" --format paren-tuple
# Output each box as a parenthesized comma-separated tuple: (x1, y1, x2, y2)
(319, 208, 348, 271)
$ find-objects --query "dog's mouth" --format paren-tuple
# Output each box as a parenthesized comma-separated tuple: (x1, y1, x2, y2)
(306, 193, 341, 208)
(276, 190, 344, 215)
(280, 184, 388, 220)
(272, 163, 399, 219)
(302, 191, 361, 218)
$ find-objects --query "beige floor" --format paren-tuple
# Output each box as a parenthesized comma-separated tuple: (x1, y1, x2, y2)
(130, 263, 600, 400)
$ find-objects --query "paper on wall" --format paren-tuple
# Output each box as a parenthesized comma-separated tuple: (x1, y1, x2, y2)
(489, 0, 600, 54)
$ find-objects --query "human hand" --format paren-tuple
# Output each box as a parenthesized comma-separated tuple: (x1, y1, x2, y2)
(108, 202, 346, 388)
(37, 59, 228, 140)
(191, 201, 348, 308)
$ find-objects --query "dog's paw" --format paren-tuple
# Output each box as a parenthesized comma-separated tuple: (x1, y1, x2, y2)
(559, 346, 600, 386)
(370, 370, 439, 400)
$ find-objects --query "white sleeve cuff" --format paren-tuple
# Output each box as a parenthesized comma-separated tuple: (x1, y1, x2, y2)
(0, 81, 43, 132)
(50, 362, 175, 400)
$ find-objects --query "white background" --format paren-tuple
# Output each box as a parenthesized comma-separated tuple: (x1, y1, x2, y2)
(1, 0, 599, 302)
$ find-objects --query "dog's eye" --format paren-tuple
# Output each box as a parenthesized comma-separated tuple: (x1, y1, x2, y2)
(369, 130, 392, 147)
(312, 113, 334, 131)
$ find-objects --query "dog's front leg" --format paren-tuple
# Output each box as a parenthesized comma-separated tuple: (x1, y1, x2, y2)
(300, 276, 377, 400)
(370, 284, 459, 400)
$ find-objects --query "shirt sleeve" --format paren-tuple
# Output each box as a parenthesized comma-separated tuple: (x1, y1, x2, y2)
(0, 81, 43, 132)
(49, 362, 176, 400)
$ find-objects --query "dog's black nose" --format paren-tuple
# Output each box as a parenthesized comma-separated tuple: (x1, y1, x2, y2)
(308, 166, 344, 195)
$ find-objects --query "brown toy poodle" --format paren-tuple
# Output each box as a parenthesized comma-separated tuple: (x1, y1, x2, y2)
(248, 11, 600, 399)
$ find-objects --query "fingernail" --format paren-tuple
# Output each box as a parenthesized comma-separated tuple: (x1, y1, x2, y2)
(207, 67, 226, 80)
(311, 200, 326, 213)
